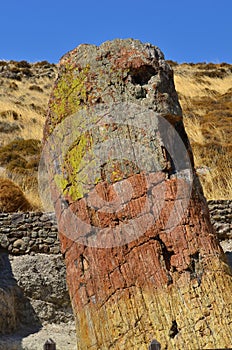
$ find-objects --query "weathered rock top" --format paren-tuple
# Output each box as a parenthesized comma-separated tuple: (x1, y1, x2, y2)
(45, 39, 182, 137)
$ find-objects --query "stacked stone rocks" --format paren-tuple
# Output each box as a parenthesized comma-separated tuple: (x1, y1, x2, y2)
(0, 201, 231, 255)
(0, 212, 59, 254)
(45, 39, 232, 349)
(0, 60, 56, 80)
(208, 200, 232, 240)
(0, 211, 73, 342)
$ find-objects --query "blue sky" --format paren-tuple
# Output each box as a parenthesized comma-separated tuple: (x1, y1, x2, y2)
(1, 0, 231, 63)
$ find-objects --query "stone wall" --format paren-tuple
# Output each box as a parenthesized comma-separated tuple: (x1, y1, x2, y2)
(0, 200, 231, 255)
(0, 211, 59, 254)
(208, 200, 232, 240)
(0, 211, 74, 340)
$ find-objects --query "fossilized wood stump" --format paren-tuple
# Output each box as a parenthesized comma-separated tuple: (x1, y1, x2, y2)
(43, 39, 232, 349)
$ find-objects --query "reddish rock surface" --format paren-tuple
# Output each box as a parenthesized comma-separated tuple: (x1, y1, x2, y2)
(45, 39, 232, 349)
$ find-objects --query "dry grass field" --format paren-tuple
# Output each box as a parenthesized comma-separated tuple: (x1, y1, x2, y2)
(172, 62, 232, 199)
(0, 60, 56, 209)
(0, 60, 231, 211)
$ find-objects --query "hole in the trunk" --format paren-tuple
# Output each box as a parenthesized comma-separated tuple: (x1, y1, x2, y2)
(129, 65, 157, 85)
(169, 320, 179, 338)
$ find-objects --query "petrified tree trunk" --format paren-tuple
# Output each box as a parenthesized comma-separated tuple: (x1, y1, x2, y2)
(43, 39, 232, 349)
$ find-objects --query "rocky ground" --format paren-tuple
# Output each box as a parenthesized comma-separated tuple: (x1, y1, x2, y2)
(0, 252, 76, 350)
(0, 323, 77, 350)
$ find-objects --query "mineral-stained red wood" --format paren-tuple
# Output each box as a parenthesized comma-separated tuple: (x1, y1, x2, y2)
(45, 39, 232, 349)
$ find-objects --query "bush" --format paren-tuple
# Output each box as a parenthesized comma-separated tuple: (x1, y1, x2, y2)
(29, 103, 46, 115)
(29, 84, 44, 92)
(9, 66, 20, 74)
(0, 139, 41, 156)
(8, 81, 19, 90)
(21, 67, 32, 77)
(0, 121, 20, 133)
(16, 60, 31, 69)
(0, 139, 41, 176)
(0, 177, 32, 212)
(9, 60, 31, 68)
(195, 69, 227, 79)
(0, 110, 19, 120)
(6, 158, 27, 172)
(0, 152, 25, 166)
(0, 61, 7, 66)
(26, 157, 40, 170)
(166, 60, 178, 67)
(34, 60, 55, 68)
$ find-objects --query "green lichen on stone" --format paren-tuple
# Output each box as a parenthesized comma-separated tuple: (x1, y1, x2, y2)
(50, 64, 90, 126)
(60, 132, 96, 201)
(67, 132, 93, 171)
(48, 63, 100, 201)
(65, 178, 85, 201)
(54, 174, 69, 193)
(111, 169, 124, 182)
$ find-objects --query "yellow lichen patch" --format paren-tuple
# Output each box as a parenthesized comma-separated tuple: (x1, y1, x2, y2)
(67, 133, 93, 171)
(54, 174, 69, 193)
(50, 64, 90, 127)
(60, 132, 94, 201)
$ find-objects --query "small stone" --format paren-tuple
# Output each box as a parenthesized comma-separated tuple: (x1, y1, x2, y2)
(49, 232, 58, 238)
(13, 239, 26, 251)
(11, 213, 24, 224)
(12, 248, 20, 254)
(49, 246, 60, 254)
(39, 244, 50, 253)
(44, 237, 55, 244)
(40, 214, 50, 222)
(0, 234, 9, 249)
(30, 245, 39, 252)
(22, 237, 30, 245)
(39, 230, 48, 238)
(2, 227, 11, 233)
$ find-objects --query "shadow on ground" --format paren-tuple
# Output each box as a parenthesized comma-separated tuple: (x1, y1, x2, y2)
(0, 249, 42, 350)
(225, 251, 232, 269)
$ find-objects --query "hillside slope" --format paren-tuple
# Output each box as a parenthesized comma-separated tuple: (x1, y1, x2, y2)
(173, 62, 232, 199)
(0, 60, 231, 208)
